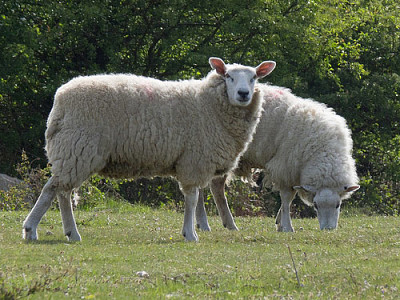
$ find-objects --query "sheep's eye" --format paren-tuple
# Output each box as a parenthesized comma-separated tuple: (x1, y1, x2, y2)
(336, 203, 340, 209)
(225, 74, 234, 82)
(313, 202, 318, 210)
(250, 77, 255, 83)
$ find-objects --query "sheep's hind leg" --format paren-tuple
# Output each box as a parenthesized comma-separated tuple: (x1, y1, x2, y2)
(275, 208, 282, 229)
(58, 190, 81, 241)
(210, 176, 239, 230)
(276, 188, 296, 232)
(196, 189, 211, 231)
(182, 187, 199, 242)
(23, 177, 57, 240)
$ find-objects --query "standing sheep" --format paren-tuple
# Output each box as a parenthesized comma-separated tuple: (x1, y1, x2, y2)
(22, 58, 276, 242)
(196, 83, 359, 232)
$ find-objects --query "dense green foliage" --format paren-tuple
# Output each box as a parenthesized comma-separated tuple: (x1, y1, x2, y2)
(1, 0, 399, 213)
(1, 207, 399, 298)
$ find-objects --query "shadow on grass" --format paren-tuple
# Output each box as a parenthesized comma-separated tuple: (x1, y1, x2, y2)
(23, 239, 74, 245)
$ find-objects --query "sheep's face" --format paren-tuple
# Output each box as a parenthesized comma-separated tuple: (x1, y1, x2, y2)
(224, 68, 258, 106)
(312, 188, 341, 230)
(294, 185, 359, 230)
(209, 57, 276, 107)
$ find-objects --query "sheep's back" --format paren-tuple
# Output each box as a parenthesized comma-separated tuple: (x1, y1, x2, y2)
(240, 84, 356, 190)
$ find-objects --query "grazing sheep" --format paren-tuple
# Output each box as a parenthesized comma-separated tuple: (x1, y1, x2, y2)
(22, 57, 276, 242)
(196, 83, 359, 232)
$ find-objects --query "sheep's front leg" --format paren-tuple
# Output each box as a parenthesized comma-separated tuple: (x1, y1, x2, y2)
(276, 188, 296, 232)
(210, 176, 239, 230)
(58, 190, 81, 241)
(23, 177, 57, 240)
(182, 187, 199, 242)
(196, 189, 211, 231)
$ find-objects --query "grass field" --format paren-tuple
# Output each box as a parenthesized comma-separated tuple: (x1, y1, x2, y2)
(1, 202, 399, 299)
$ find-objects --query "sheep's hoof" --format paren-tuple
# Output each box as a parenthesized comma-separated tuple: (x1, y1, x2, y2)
(66, 231, 82, 242)
(276, 224, 295, 232)
(196, 223, 211, 232)
(23, 227, 38, 241)
(224, 223, 239, 231)
(182, 230, 199, 242)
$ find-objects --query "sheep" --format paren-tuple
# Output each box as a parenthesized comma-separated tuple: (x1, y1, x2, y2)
(196, 83, 359, 232)
(22, 57, 276, 242)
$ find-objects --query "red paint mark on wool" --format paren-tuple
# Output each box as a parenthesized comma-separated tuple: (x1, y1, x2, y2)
(267, 89, 284, 99)
(143, 85, 154, 100)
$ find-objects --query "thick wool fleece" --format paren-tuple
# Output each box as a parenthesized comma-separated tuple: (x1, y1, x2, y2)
(46, 71, 264, 192)
(236, 83, 358, 202)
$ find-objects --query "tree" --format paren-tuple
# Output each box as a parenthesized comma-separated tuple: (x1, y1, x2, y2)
(1, 0, 399, 213)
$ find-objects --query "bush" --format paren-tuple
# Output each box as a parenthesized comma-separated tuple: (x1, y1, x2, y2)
(119, 177, 184, 210)
(76, 175, 127, 211)
(201, 173, 316, 219)
(0, 152, 127, 212)
(0, 152, 318, 219)
(0, 151, 50, 211)
(1, 1, 400, 216)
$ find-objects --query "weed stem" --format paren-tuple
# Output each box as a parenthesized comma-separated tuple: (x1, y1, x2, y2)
(287, 244, 303, 287)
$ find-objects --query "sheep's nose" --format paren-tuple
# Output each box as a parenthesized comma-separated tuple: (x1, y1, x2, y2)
(238, 89, 249, 99)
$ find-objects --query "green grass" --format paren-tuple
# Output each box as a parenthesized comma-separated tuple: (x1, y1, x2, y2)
(1, 203, 399, 299)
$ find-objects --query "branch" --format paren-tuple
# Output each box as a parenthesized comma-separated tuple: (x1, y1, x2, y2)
(287, 244, 303, 287)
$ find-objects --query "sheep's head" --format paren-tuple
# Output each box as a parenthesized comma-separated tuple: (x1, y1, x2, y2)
(209, 57, 276, 107)
(294, 185, 360, 230)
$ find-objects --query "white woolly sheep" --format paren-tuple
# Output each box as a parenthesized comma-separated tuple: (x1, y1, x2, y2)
(196, 83, 359, 232)
(22, 57, 276, 242)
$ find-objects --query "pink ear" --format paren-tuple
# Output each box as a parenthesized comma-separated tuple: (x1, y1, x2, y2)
(344, 185, 360, 193)
(209, 57, 226, 76)
(256, 61, 276, 78)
